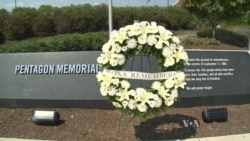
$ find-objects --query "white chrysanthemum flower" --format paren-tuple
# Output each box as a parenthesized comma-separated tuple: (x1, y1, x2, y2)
(147, 34, 157, 46)
(151, 81, 162, 90)
(155, 98, 162, 108)
(103, 52, 114, 64)
(162, 47, 174, 57)
(102, 42, 111, 53)
(164, 78, 175, 89)
(120, 80, 130, 89)
(112, 78, 119, 86)
(138, 34, 147, 44)
(164, 57, 175, 67)
(172, 36, 180, 44)
(165, 97, 174, 106)
(128, 90, 136, 97)
(135, 88, 146, 95)
(128, 100, 137, 110)
(151, 21, 157, 26)
(96, 72, 104, 82)
(127, 38, 137, 49)
(137, 103, 148, 112)
(110, 57, 118, 67)
(153, 94, 160, 100)
(97, 55, 104, 64)
(155, 40, 163, 49)
(108, 86, 117, 96)
(97, 53, 111, 64)
(112, 102, 122, 108)
(109, 53, 124, 66)
(148, 101, 155, 108)
(117, 54, 126, 65)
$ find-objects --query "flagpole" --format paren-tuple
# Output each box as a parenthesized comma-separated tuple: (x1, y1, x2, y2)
(147, 0, 150, 6)
(108, 0, 113, 39)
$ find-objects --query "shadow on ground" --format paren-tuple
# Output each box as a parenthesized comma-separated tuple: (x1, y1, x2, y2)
(135, 114, 199, 140)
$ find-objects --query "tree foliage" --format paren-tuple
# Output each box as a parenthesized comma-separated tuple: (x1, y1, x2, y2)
(1, 4, 197, 41)
(4, 16, 31, 40)
(179, 0, 250, 38)
(0, 9, 9, 43)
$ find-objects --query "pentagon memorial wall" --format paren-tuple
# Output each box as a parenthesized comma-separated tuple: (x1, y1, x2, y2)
(0, 50, 250, 108)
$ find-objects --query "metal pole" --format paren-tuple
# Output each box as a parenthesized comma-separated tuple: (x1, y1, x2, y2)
(147, 0, 150, 6)
(15, 0, 17, 8)
(108, 0, 113, 39)
(248, 38, 250, 51)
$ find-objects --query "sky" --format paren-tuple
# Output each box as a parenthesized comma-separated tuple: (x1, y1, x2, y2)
(0, 0, 178, 11)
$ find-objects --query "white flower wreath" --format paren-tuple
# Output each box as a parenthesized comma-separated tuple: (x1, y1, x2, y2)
(96, 21, 188, 119)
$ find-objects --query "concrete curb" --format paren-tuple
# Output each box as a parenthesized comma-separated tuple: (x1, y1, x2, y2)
(1, 133, 250, 141)
(164, 133, 250, 141)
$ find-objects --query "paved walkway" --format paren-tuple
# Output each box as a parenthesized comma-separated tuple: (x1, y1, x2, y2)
(1, 133, 250, 141)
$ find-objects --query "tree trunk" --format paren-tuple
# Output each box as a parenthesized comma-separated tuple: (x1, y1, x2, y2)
(210, 21, 217, 39)
(212, 25, 216, 39)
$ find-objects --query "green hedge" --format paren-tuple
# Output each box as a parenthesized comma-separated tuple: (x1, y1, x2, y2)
(1, 5, 197, 41)
(181, 36, 220, 47)
(0, 31, 4, 44)
(197, 29, 248, 47)
(0, 32, 109, 53)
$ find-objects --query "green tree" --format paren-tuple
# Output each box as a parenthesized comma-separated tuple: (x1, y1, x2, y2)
(0, 9, 10, 43)
(11, 7, 38, 37)
(33, 5, 59, 36)
(165, 6, 197, 30)
(4, 16, 31, 40)
(113, 7, 138, 29)
(33, 15, 55, 36)
(38, 5, 59, 18)
(0, 9, 10, 30)
(89, 4, 108, 31)
(180, 0, 250, 38)
(12, 7, 38, 21)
